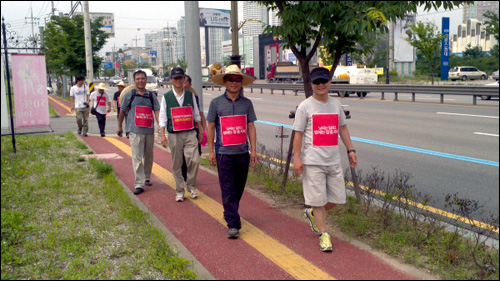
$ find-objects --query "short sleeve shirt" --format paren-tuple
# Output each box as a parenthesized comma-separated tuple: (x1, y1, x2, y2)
(70, 85, 90, 108)
(293, 96, 347, 166)
(120, 89, 160, 134)
(207, 92, 257, 155)
(90, 91, 111, 115)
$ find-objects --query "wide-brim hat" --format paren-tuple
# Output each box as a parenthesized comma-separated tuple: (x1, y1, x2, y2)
(119, 85, 137, 103)
(211, 64, 255, 87)
(116, 81, 126, 87)
(96, 82, 107, 90)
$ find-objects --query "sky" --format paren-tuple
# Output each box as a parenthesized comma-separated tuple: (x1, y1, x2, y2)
(1, 1, 466, 55)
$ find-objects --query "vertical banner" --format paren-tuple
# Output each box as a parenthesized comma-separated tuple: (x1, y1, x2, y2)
(11, 54, 50, 129)
(441, 17, 450, 81)
(1, 55, 9, 130)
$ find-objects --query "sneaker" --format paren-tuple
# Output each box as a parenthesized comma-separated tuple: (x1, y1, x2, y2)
(319, 232, 333, 252)
(78, 128, 82, 134)
(190, 189, 198, 199)
(83, 133, 88, 137)
(101, 133, 105, 137)
(304, 208, 321, 235)
(227, 228, 239, 239)
(133, 188, 144, 195)
(145, 180, 153, 186)
(175, 192, 185, 202)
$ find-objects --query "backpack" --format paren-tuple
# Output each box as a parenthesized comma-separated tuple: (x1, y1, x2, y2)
(125, 89, 155, 111)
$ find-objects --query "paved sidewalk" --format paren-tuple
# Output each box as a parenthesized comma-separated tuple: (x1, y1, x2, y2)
(48, 94, 436, 280)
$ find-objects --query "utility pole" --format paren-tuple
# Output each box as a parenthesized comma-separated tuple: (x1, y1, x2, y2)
(230, 1, 241, 68)
(82, 1, 93, 82)
(184, 1, 203, 110)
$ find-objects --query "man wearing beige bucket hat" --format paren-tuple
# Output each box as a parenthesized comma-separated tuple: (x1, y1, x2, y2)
(90, 82, 112, 137)
(206, 64, 258, 239)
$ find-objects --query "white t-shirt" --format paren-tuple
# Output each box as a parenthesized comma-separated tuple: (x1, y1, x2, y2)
(70, 84, 90, 108)
(293, 96, 347, 166)
(90, 91, 111, 115)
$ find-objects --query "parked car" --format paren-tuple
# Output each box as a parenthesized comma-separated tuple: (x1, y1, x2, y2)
(492, 70, 499, 81)
(480, 81, 499, 100)
(449, 66, 487, 81)
(109, 77, 122, 86)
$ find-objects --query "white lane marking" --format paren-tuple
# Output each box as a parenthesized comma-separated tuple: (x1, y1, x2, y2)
(437, 112, 499, 119)
(248, 97, 263, 100)
(474, 132, 499, 137)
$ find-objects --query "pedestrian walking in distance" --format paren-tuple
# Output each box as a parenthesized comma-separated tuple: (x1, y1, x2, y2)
(70, 76, 90, 137)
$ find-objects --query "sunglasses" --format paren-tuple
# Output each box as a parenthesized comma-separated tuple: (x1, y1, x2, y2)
(312, 79, 330, 85)
(226, 78, 243, 83)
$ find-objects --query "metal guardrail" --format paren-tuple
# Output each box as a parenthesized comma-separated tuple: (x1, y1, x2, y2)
(158, 81, 500, 105)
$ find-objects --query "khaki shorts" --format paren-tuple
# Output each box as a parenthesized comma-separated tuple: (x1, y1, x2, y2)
(302, 164, 346, 207)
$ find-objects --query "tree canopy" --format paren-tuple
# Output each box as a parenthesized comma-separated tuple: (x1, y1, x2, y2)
(259, 1, 472, 97)
(42, 15, 108, 79)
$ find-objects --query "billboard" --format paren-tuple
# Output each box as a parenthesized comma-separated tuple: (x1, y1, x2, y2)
(394, 15, 415, 62)
(199, 8, 231, 28)
(441, 17, 450, 81)
(75, 12, 114, 37)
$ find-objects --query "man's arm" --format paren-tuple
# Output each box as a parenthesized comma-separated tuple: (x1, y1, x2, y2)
(248, 122, 257, 167)
(208, 122, 216, 166)
(339, 125, 358, 168)
(117, 110, 126, 137)
(293, 131, 304, 177)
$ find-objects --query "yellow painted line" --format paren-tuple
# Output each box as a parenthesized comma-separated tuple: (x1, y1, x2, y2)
(347, 181, 499, 233)
(48, 95, 75, 116)
(256, 152, 293, 167)
(103, 137, 335, 280)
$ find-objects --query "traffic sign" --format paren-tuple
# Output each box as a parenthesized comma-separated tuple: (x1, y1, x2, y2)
(103, 62, 113, 69)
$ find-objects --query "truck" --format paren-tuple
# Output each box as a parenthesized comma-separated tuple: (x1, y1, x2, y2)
(326, 65, 378, 97)
(266, 62, 303, 83)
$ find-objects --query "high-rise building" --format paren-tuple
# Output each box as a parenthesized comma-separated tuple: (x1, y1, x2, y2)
(242, 1, 268, 37)
(463, 1, 499, 22)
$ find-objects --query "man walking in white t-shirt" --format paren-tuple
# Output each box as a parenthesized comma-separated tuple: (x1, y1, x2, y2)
(70, 76, 90, 137)
(293, 67, 358, 252)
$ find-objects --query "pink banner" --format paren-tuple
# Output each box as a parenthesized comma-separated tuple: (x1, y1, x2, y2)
(171, 106, 194, 131)
(312, 114, 339, 147)
(220, 115, 247, 146)
(11, 54, 50, 129)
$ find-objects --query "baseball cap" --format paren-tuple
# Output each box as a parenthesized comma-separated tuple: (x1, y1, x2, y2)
(310, 67, 331, 83)
(171, 67, 185, 78)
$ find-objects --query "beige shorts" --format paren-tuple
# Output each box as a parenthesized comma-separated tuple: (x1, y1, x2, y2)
(302, 164, 346, 207)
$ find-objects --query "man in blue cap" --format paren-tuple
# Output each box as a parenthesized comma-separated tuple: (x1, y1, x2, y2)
(159, 67, 204, 202)
(293, 67, 358, 252)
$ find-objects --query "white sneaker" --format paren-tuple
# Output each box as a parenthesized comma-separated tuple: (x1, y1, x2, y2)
(175, 192, 185, 202)
(190, 189, 198, 199)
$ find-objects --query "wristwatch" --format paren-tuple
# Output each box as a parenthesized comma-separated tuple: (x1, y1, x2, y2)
(347, 149, 356, 154)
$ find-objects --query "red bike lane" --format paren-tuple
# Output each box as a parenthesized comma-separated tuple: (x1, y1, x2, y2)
(78, 134, 428, 280)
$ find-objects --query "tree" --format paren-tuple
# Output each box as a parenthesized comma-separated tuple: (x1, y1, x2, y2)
(463, 44, 485, 59)
(259, 1, 471, 97)
(405, 21, 445, 84)
(42, 15, 108, 79)
(483, 11, 499, 58)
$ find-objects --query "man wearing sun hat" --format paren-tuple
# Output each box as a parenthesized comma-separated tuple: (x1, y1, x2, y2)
(113, 81, 127, 118)
(90, 82, 112, 137)
(207, 64, 258, 239)
(293, 67, 358, 252)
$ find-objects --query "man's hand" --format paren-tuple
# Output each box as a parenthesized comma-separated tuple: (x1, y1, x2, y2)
(117, 126, 123, 137)
(209, 151, 216, 166)
(293, 157, 304, 177)
(251, 153, 258, 168)
(161, 134, 168, 148)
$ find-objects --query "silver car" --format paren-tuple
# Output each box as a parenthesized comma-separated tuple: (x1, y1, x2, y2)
(492, 70, 499, 81)
(449, 66, 487, 81)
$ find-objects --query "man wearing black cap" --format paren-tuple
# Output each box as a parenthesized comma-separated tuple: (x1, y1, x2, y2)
(159, 67, 204, 202)
(292, 67, 358, 252)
